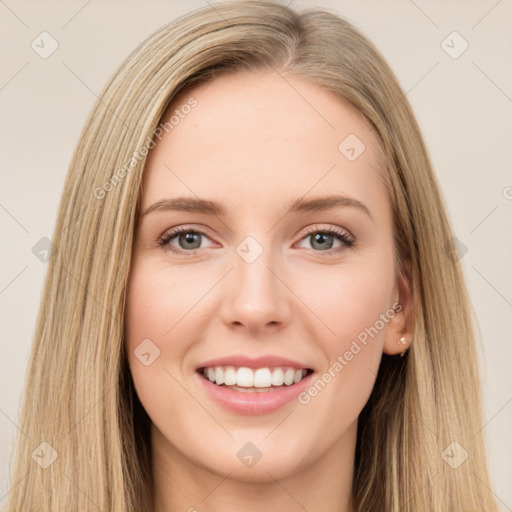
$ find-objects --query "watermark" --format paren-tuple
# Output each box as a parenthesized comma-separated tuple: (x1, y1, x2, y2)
(31, 441, 58, 469)
(298, 301, 402, 405)
(237, 442, 262, 468)
(236, 235, 264, 264)
(444, 236, 468, 262)
(31, 236, 53, 263)
(133, 338, 161, 366)
(93, 97, 198, 200)
(31, 31, 59, 59)
(338, 133, 366, 161)
(441, 31, 469, 60)
(441, 441, 468, 469)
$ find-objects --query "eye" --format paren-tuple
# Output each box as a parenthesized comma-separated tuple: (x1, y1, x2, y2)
(295, 225, 355, 255)
(157, 224, 356, 257)
(157, 226, 215, 255)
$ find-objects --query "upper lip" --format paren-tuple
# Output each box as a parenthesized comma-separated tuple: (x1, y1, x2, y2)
(196, 355, 314, 371)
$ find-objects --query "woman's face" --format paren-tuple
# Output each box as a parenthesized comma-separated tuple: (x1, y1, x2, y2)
(125, 71, 412, 482)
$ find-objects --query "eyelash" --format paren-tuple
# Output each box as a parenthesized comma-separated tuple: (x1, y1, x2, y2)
(157, 225, 355, 257)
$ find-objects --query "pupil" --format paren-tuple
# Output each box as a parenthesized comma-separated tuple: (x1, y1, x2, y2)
(312, 233, 333, 250)
(181, 232, 200, 249)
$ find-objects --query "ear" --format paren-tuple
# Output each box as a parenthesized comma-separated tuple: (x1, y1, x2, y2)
(383, 259, 414, 355)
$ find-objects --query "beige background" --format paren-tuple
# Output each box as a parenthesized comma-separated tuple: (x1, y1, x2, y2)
(1, 0, 511, 508)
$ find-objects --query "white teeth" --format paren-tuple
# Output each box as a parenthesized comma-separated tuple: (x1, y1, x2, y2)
(223, 366, 237, 386)
(237, 367, 253, 387)
(215, 367, 224, 385)
(283, 368, 295, 385)
(201, 366, 309, 388)
(271, 368, 284, 386)
(253, 368, 272, 388)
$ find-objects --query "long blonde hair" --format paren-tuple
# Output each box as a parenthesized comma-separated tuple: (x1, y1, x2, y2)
(5, 1, 497, 510)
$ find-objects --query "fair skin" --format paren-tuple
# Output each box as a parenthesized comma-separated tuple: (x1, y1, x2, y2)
(125, 71, 414, 512)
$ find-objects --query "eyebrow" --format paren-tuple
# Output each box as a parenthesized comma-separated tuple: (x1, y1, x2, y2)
(141, 194, 372, 220)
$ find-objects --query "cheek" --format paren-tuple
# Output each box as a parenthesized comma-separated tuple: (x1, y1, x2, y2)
(292, 262, 394, 435)
(301, 261, 394, 346)
(125, 259, 205, 352)
(292, 250, 396, 403)
(124, 261, 205, 431)
(124, 261, 194, 396)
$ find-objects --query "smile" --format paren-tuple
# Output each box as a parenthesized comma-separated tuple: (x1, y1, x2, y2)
(195, 365, 316, 415)
(198, 365, 313, 391)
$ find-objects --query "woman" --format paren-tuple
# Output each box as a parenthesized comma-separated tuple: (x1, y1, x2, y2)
(5, 1, 498, 510)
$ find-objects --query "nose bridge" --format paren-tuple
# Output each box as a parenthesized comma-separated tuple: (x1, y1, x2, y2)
(221, 232, 289, 328)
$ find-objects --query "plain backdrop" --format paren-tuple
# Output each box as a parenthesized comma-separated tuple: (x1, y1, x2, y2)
(1, 0, 511, 509)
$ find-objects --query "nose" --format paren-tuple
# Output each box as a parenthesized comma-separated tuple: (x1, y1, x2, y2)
(219, 238, 291, 334)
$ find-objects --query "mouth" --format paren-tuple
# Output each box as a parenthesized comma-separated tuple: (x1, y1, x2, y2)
(196, 365, 315, 393)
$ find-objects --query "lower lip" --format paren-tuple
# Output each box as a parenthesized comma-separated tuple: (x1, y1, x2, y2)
(195, 371, 315, 415)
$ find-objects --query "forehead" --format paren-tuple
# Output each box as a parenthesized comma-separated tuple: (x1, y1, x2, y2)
(141, 71, 387, 214)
